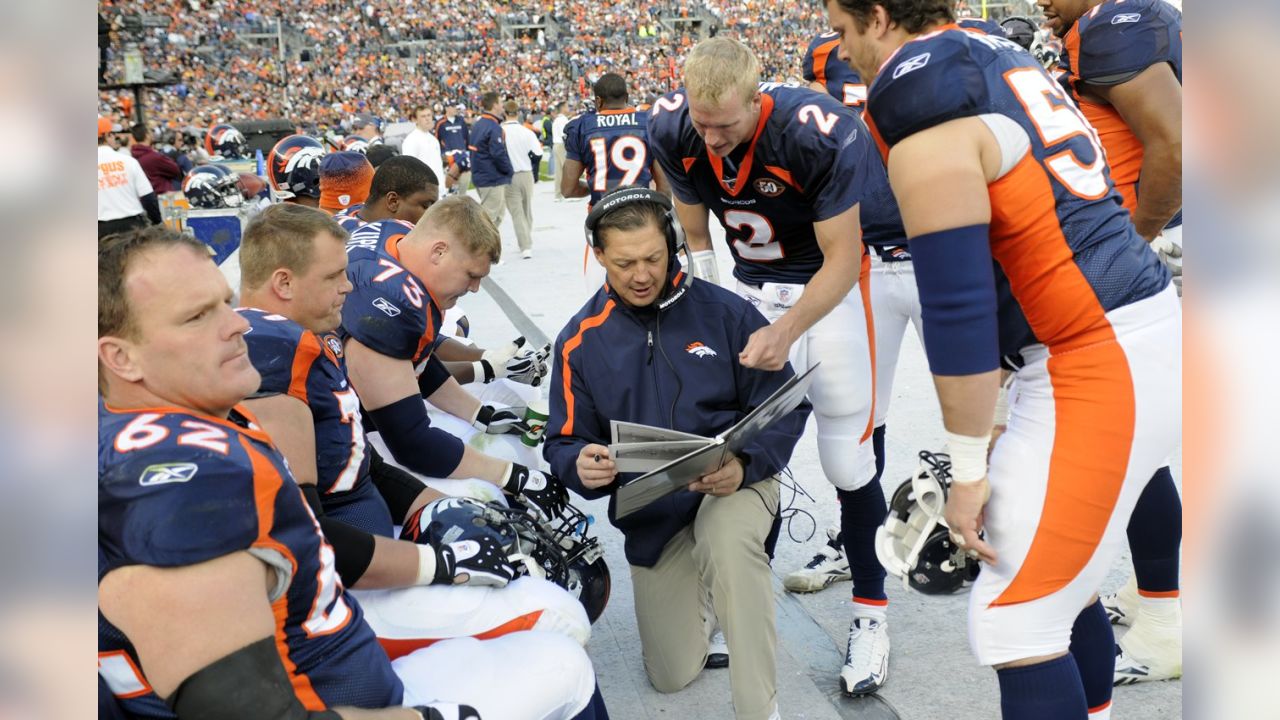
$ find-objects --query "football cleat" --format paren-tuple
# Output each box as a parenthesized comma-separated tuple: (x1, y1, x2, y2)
(1114, 601, 1182, 685)
(1101, 574, 1140, 626)
(840, 617, 889, 696)
(783, 527, 851, 593)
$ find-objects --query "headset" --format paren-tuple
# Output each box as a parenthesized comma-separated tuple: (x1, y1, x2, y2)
(584, 186, 686, 258)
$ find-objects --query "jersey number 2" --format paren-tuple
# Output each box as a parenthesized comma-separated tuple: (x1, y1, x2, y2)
(725, 210, 782, 262)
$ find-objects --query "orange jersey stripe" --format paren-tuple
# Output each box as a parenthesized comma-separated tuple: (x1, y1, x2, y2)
(288, 332, 323, 404)
(558, 300, 616, 435)
(811, 39, 840, 86)
(242, 436, 327, 710)
(986, 156, 1135, 606)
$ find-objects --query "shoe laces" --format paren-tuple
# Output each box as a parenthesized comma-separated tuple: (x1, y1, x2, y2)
(846, 619, 881, 670)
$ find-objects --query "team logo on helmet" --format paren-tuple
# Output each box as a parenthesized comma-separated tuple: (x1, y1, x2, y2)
(183, 164, 243, 209)
(267, 134, 326, 199)
(205, 124, 248, 159)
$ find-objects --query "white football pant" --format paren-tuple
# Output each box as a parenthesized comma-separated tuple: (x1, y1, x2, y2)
(736, 257, 876, 491)
(970, 286, 1182, 665)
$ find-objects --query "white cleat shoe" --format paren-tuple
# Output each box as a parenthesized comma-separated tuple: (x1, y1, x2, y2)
(1101, 574, 1140, 626)
(783, 528, 851, 593)
(840, 617, 889, 696)
(1114, 604, 1182, 685)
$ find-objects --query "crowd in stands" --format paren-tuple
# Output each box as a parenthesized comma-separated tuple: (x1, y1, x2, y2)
(99, 0, 1035, 139)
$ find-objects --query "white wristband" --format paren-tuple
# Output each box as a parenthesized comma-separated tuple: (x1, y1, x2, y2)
(414, 544, 438, 586)
(946, 431, 991, 485)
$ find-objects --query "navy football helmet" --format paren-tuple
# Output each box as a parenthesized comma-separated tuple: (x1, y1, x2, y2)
(403, 496, 611, 622)
(182, 164, 243, 209)
(204, 123, 247, 159)
(875, 451, 981, 595)
(267, 134, 325, 200)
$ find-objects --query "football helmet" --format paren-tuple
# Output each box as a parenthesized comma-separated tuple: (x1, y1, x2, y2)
(875, 451, 980, 595)
(204, 123, 247, 159)
(267, 134, 325, 200)
(182, 164, 243, 209)
(403, 496, 611, 622)
(343, 134, 371, 153)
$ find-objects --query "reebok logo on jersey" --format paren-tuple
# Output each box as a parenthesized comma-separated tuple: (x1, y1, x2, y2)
(893, 53, 931, 79)
(372, 297, 401, 317)
(140, 462, 199, 486)
(686, 341, 718, 358)
(1112, 13, 1141, 24)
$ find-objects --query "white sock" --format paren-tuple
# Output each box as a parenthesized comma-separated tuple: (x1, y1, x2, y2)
(1137, 594, 1181, 626)
(852, 599, 887, 624)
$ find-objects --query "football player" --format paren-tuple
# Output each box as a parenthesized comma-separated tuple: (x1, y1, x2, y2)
(236, 203, 593, 654)
(1042, 0, 1184, 686)
(647, 37, 902, 696)
(802, 30, 868, 111)
(436, 104, 471, 194)
(560, 73, 670, 293)
(336, 155, 441, 232)
(825, 2, 1181, 719)
(786, 29, 923, 599)
(338, 196, 565, 525)
(98, 226, 603, 720)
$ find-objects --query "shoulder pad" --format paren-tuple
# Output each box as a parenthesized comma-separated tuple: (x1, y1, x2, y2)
(342, 254, 429, 361)
(1075, 0, 1178, 84)
(867, 32, 991, 148)
(241, 311, 327, 400)
(100, 413, 262, 569)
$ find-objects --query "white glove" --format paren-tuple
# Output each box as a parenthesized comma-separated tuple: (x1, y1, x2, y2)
(501, 343, 551, 386)
(1150, 233, 1182, 281)
(689, 249, 721, 285)
(472, 404, 530, 435)
(473, 336, 528, 383)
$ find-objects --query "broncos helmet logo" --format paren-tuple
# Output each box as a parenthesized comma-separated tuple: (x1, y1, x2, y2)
(205, 124, 247, 159)
(267, 134, 326, 198)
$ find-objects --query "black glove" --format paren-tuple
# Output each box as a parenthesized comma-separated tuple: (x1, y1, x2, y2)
(473, 404, 530, 435)
(503, 463, 568, 520)
(401, 505, 516, 587)
(413, 703, 482, 720)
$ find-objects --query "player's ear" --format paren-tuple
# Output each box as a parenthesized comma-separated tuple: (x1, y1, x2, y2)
(271, 267, 295, 300)
(98, 336, 144, 384)
(385, 192, 400, 213)
(429, 237, 449, 264)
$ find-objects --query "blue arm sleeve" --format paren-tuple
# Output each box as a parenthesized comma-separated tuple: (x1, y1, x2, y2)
(416, 355, 451, 398)
(732, 307, 812, 485)
(908, 224, 1000, 376)
(366, 394, 465, 478)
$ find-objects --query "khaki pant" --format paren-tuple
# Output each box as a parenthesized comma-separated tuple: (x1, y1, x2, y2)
(553, 144, 568, 199)
(477, 184, 507, 228)
(630, 478, 780, 720)
(504, 171, 535, 252)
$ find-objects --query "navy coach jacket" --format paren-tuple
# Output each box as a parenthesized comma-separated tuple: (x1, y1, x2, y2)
(467, 112, 513, 187)
(544, 264, 812, 567)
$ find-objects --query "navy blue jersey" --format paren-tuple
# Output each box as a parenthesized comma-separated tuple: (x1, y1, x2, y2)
(801, 31, 868, 111)
(240, 309, 393, 535)
(562, 108, 655, 205)
(866, 25, 1168, 357)
(434, 116, 470, 153)
(648, 83, 905, 284)
(99, 403, 401, 715)
(341, 220, 449, 391)
(958, 16, 1008, 37)
(335, 203, 366, 232)
(1060, 0, 1182, 227)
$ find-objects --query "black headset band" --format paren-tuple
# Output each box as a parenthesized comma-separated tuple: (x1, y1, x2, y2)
(584, 187, 679, 250)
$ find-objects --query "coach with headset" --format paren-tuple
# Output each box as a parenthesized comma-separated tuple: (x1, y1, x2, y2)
(544, 187, 811, 720)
